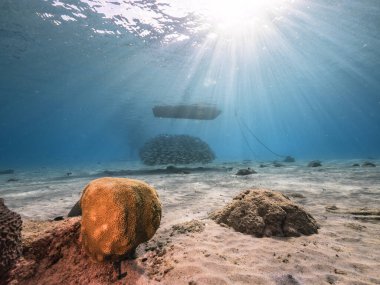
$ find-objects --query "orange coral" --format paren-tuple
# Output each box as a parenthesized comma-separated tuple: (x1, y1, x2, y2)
(80, 177, 161, 262)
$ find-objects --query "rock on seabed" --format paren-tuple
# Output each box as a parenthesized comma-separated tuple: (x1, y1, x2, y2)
(210, 188, 319, 237)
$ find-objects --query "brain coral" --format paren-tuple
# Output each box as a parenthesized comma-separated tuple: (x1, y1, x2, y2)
(80, 177, 162, 262)
(139, 134, 215, 165)
(210, 189, 319, 237)
(0, 198, 22, 278)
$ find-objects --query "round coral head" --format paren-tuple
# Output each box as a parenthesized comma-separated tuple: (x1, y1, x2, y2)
(80, 177, 161, 262)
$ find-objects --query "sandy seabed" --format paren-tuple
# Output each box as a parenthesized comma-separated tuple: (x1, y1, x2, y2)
(1, 160, 380, 285)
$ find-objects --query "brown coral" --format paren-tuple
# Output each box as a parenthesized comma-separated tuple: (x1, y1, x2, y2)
(8, 218, 123, 284)
(80, 177, 162, 262)
(0, 198, 22, 279)
(210, 188, 319, 237)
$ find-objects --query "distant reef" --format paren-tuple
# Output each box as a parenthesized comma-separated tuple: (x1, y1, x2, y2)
(139, 134, 215, 165)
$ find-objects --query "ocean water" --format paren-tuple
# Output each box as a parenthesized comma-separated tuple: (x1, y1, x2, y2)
(0, 0, 379, 170)
(1, 3, 380, 284)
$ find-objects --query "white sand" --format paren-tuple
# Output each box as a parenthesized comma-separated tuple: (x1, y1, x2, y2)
(1, 160, 380, 284)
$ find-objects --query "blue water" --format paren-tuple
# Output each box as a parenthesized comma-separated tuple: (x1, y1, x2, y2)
(0, 0, 379, 168)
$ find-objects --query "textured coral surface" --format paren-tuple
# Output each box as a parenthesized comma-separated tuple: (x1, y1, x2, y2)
(8, 218, 126, 285)
(80, 177, 162, 262)
(0, 198, 22, 280)
(139, 134, 215, 165)
(210, 188, 319, 237)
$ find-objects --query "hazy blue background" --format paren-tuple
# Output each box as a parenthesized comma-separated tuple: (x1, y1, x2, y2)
(0, 0, 379, 168)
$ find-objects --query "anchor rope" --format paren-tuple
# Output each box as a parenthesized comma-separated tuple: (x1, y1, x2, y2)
(235, 111, 286, 158)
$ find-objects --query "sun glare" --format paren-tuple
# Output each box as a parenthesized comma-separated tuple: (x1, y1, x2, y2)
(194, 0, 293, 30)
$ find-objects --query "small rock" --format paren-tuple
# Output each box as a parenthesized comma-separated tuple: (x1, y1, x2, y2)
(344, 223, 366, 231)
(334, 268, 346, 275)
(165, 166, 191, 174)
(53, 216, 64, 221)
(236, 168, 257, 175)
(171, 220, 205, 235)
(325, 205, 338, 211)
(7, 178, 18, 182)
(288, 193, 306, 199)
(0, 169, 14, 175)
(352, 163, 360, 167)
(283, 156, 295, 163)
(274, 274, 301, 285)
(308, 160, 322, 167)
(362, 161, 376, 167)
(326, 274, 338, 284)
(273, 162, 284, 167)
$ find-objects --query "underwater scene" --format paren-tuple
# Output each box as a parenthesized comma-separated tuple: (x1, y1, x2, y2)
(0, 0, 379, 284)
